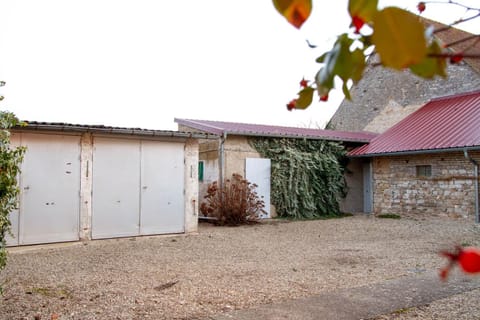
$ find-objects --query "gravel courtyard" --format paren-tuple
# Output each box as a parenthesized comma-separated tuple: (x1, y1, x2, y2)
(1, 215, 480, 320)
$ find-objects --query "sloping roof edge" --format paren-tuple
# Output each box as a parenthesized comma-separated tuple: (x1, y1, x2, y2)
(349, 146, 480, 158)
(175, 118, 225, 135)
(348, 90, 480, 157)
(175, 118, 378, 143)
(15, 121, 218, 140)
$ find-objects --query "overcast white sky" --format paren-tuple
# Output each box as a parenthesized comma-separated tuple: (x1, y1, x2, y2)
(0, 1, 478, 130)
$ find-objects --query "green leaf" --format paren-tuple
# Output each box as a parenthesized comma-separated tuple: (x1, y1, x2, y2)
(315, 34, 366, 99)
(372, 7, 427, 70)
(348, 0, 378, 22)
(296, 87, 314, 109)
(409, 40, 447, 78)
(342, 82, 352, 100)
(272, 0, 312, 29)
(316, 52, 328, 63)
(335, 47, 366, 83)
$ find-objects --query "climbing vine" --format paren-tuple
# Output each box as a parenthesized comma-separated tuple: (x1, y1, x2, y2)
(0, 111, 25, 281)
(250, 138, 347, 219)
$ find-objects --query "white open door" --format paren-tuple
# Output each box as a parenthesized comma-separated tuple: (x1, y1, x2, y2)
(245, 158, 271, 218)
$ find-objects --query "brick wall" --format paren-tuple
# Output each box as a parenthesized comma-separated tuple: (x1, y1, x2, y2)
(373, 151, 480, 218)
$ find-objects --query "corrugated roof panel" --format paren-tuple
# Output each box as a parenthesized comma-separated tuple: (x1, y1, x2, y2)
(175, 118, 378, 143)
(348, 90, 480, 157)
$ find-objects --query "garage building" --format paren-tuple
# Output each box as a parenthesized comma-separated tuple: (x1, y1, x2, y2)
(6, 122, 214, 246)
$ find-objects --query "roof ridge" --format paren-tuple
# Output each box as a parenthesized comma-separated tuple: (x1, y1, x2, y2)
(179, 119, 225, 131)
(177, 118, 375, 135)
(430, 89, 480, 102)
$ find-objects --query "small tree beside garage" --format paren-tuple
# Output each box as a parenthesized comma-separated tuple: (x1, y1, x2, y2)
(0, 111, 25, 276)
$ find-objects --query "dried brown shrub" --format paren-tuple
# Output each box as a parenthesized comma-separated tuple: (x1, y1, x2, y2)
(200, 173, 266, 226)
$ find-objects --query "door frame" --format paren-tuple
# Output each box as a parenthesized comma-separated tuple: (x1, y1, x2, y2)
(363, 160, 373, 213)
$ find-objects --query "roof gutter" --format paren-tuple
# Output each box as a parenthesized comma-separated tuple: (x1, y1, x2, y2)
(464, 148, 479, 224)
(349, 146, 480, 158)
(225, 131, 373, 144)
(14, 123, 218, 140)
(218, 132, 227, 204)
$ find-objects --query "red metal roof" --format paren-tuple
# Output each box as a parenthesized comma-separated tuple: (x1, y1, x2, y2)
(348, 90, 480, 157)
(175, 118, 377, 143)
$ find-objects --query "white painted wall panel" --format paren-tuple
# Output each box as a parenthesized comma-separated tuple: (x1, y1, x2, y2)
(92, 138, 140, 239)
(245, 158, 271, 218)
(140, 141, 184, 234)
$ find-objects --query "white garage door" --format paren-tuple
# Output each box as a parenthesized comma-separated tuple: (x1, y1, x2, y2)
(92, 138, 185, 239)
(92, 138, 140, 239)
(140, 141, 184, 235)
(7, 133, 81, 245)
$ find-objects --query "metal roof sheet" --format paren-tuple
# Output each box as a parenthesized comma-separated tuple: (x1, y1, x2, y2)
(15, 121, 217, 139)
(348, 90, 480, 157)
(174, 118, 377, 143)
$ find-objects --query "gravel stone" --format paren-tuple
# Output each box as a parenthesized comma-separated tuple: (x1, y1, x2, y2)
(1, 215, 480, 319)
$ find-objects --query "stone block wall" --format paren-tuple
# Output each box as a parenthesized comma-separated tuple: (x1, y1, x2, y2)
(373, 151, 480, 218)
(224, 136, 262, 179)
(194, 135, 264, 212)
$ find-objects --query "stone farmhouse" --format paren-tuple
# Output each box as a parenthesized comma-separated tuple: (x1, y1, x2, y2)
(328, 19, 480, 220)
(348, 90, 480, 220)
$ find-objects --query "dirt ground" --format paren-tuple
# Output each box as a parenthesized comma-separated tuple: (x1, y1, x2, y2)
(1, 215, 480, 320)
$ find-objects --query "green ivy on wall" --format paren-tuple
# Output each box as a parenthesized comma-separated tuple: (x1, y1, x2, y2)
(250, 138, 347, 219)
(0, 111, 25, 282)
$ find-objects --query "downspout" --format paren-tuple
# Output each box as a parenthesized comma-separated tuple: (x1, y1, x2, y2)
(219, 132, 227, 189)
(464, 149, 479, 223)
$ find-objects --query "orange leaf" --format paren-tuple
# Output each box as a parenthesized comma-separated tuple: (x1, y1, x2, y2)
(273, 0, 312, 29)
(348, 0, 378, 24)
